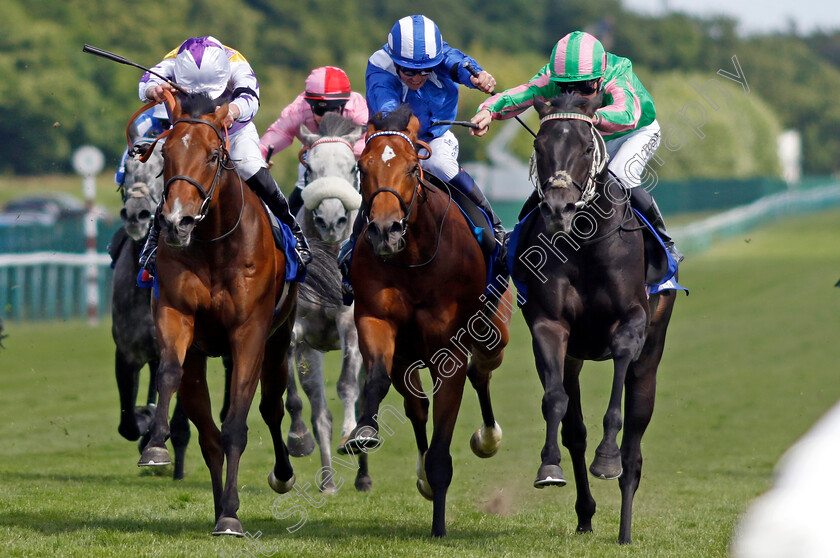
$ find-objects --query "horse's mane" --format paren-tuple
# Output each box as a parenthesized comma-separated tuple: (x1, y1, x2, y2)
(318, 112, 362, 137)
(370, 104, 413, 132)
(547, 93, 600, 116)
(297, 239, 343, 309)
(179, 92, 227, 118)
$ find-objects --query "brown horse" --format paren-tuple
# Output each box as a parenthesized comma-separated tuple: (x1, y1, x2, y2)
(137, 92, 297, 536)
(513, 93, 678, 544)
(343, 105, 514, 537)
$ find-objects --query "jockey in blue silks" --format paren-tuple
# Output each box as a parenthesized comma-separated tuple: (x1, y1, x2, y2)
(114, 105, 168, 188)
(337, 15, 506, 301)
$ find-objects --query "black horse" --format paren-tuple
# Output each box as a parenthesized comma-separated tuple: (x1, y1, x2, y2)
(110, 143, 191, 480)
(512, 94, 678, 544)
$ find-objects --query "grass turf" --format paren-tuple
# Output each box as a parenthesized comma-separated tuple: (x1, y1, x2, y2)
(0, 208, 838, 557)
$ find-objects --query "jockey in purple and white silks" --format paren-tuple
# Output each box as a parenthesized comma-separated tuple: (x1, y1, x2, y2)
(136, 36, 311, 282)
(337, 15, 507, 300)
(472, 31, 683, 264)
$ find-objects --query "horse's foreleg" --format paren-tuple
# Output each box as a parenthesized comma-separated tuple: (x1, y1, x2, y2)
(530, 318, 571, 488)
(175, 353, 222, 519)
(261, 320, 295, 496)
(286, 339, 315, 457)
(216, 326, 268, 535)
(426, 369, 468, 537)
(337, 314, 363, 443)
(115, 349, 143, 441)
(344, 316, 395, 453)
(297, 345, 336, 492)
(170, 394, 191, 481)
(392, 364, 430, 499)
(592, 306, 648, 481)
(560, 358, 596, 534)
(617, 294, 673, 545)
(139, 308, 194, 467)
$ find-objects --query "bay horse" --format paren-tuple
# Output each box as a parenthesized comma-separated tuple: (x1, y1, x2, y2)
(137, 92, 297, 536)
(110, 142, 190, 480)
(344, 105, 514, 537)
(282, 113, 370, 492)
(514, 94, 677, 544)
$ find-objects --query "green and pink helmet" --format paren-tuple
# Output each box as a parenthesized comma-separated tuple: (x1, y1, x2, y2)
(549, 31, 607, 83)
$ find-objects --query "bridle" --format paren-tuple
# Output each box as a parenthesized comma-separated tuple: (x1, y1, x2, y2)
(363, 131, 426, 241)
(532, 112, 608, 209)
(361, 130, 449, 267)
(162, 117, 245, 242)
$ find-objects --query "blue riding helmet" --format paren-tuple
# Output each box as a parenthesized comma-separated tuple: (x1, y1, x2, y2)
(386, 15, 444, 69)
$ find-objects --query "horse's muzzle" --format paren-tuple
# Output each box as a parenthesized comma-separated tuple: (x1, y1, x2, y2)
(161, 214, 196, 248)
(540, 197, 577, 235)
(365, 219, 405, 257)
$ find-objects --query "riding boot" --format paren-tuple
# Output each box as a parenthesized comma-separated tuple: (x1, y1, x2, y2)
(138, 204, 161, 283)
(629, 187, 684, 263)
(337, 208, 366, 305)
(288, 186, 304, 217)
(449, 169, 509, 276)
(246, 167, 312, 267)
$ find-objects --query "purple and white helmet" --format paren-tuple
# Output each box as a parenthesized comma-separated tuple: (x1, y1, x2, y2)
(174, 36, 231, 99)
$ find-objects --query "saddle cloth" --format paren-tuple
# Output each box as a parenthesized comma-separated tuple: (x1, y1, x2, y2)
(507, 206, 687, 305)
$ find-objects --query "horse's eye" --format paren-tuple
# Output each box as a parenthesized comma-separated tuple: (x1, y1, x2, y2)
(209, 151, 219, 163)
(586, 143, 595, 154)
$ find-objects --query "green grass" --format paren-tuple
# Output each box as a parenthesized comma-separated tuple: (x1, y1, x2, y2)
(1, 209, 839, 557)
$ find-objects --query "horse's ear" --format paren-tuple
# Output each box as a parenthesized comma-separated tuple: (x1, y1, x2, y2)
(171, 94, 185, 120)
(585, 91, 604, 116)
(212, 103, 229, 128)
(405, 115, 420, 142)
(533, 96, 551, 118)
(344, 124, 365, 146)
(366, 122, 378, 137)
(299, 123, 319, 146)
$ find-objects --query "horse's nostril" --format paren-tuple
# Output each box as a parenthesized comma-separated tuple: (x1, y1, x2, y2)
(180, 216, 195, 229)
(563, 203, 576, 214)
(388, 221, 403, 236)
(138, 210, 151, 220)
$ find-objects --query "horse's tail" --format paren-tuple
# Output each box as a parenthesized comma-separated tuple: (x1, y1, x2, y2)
(0, 317, 6, 349)
(297, 239, 343, 309)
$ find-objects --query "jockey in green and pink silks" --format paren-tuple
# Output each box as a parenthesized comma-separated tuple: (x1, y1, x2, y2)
(471, 31, 683, 264)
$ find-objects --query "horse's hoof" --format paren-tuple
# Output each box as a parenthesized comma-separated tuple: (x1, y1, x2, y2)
(287, 431, 316, 457)
(590, 452, 623, 480)
(534, 464, 566, 488)
(416, 478, 434, 501)
(338, 434, 380, 455)
(469, 422, 502, 458)
(212, 516, 244, 537)
(138, 445, 171, 467)
(355, 474, 372, 492)
(268, 468, 296, 494)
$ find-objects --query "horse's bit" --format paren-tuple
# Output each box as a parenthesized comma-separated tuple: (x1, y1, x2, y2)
(531, 112, 608, 209)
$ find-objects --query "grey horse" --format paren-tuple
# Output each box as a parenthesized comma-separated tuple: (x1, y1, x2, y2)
(110, 142, 191, 480)
(284, 113, 370, 492)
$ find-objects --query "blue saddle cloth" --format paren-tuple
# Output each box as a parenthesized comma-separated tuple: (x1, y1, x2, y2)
(507, 207, 687, 306)
(447, 193, 508, 299)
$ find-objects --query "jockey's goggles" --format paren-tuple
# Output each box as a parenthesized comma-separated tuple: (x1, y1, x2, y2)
(307, 99, 347, 117)
(396, 65, 433, 77)
(557, 79, 601, 95)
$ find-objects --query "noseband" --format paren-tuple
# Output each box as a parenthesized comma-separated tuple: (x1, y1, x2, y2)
(533, 112, 608, 209)
(163, 118, 232, 223)
(363, 131, 425, 239)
